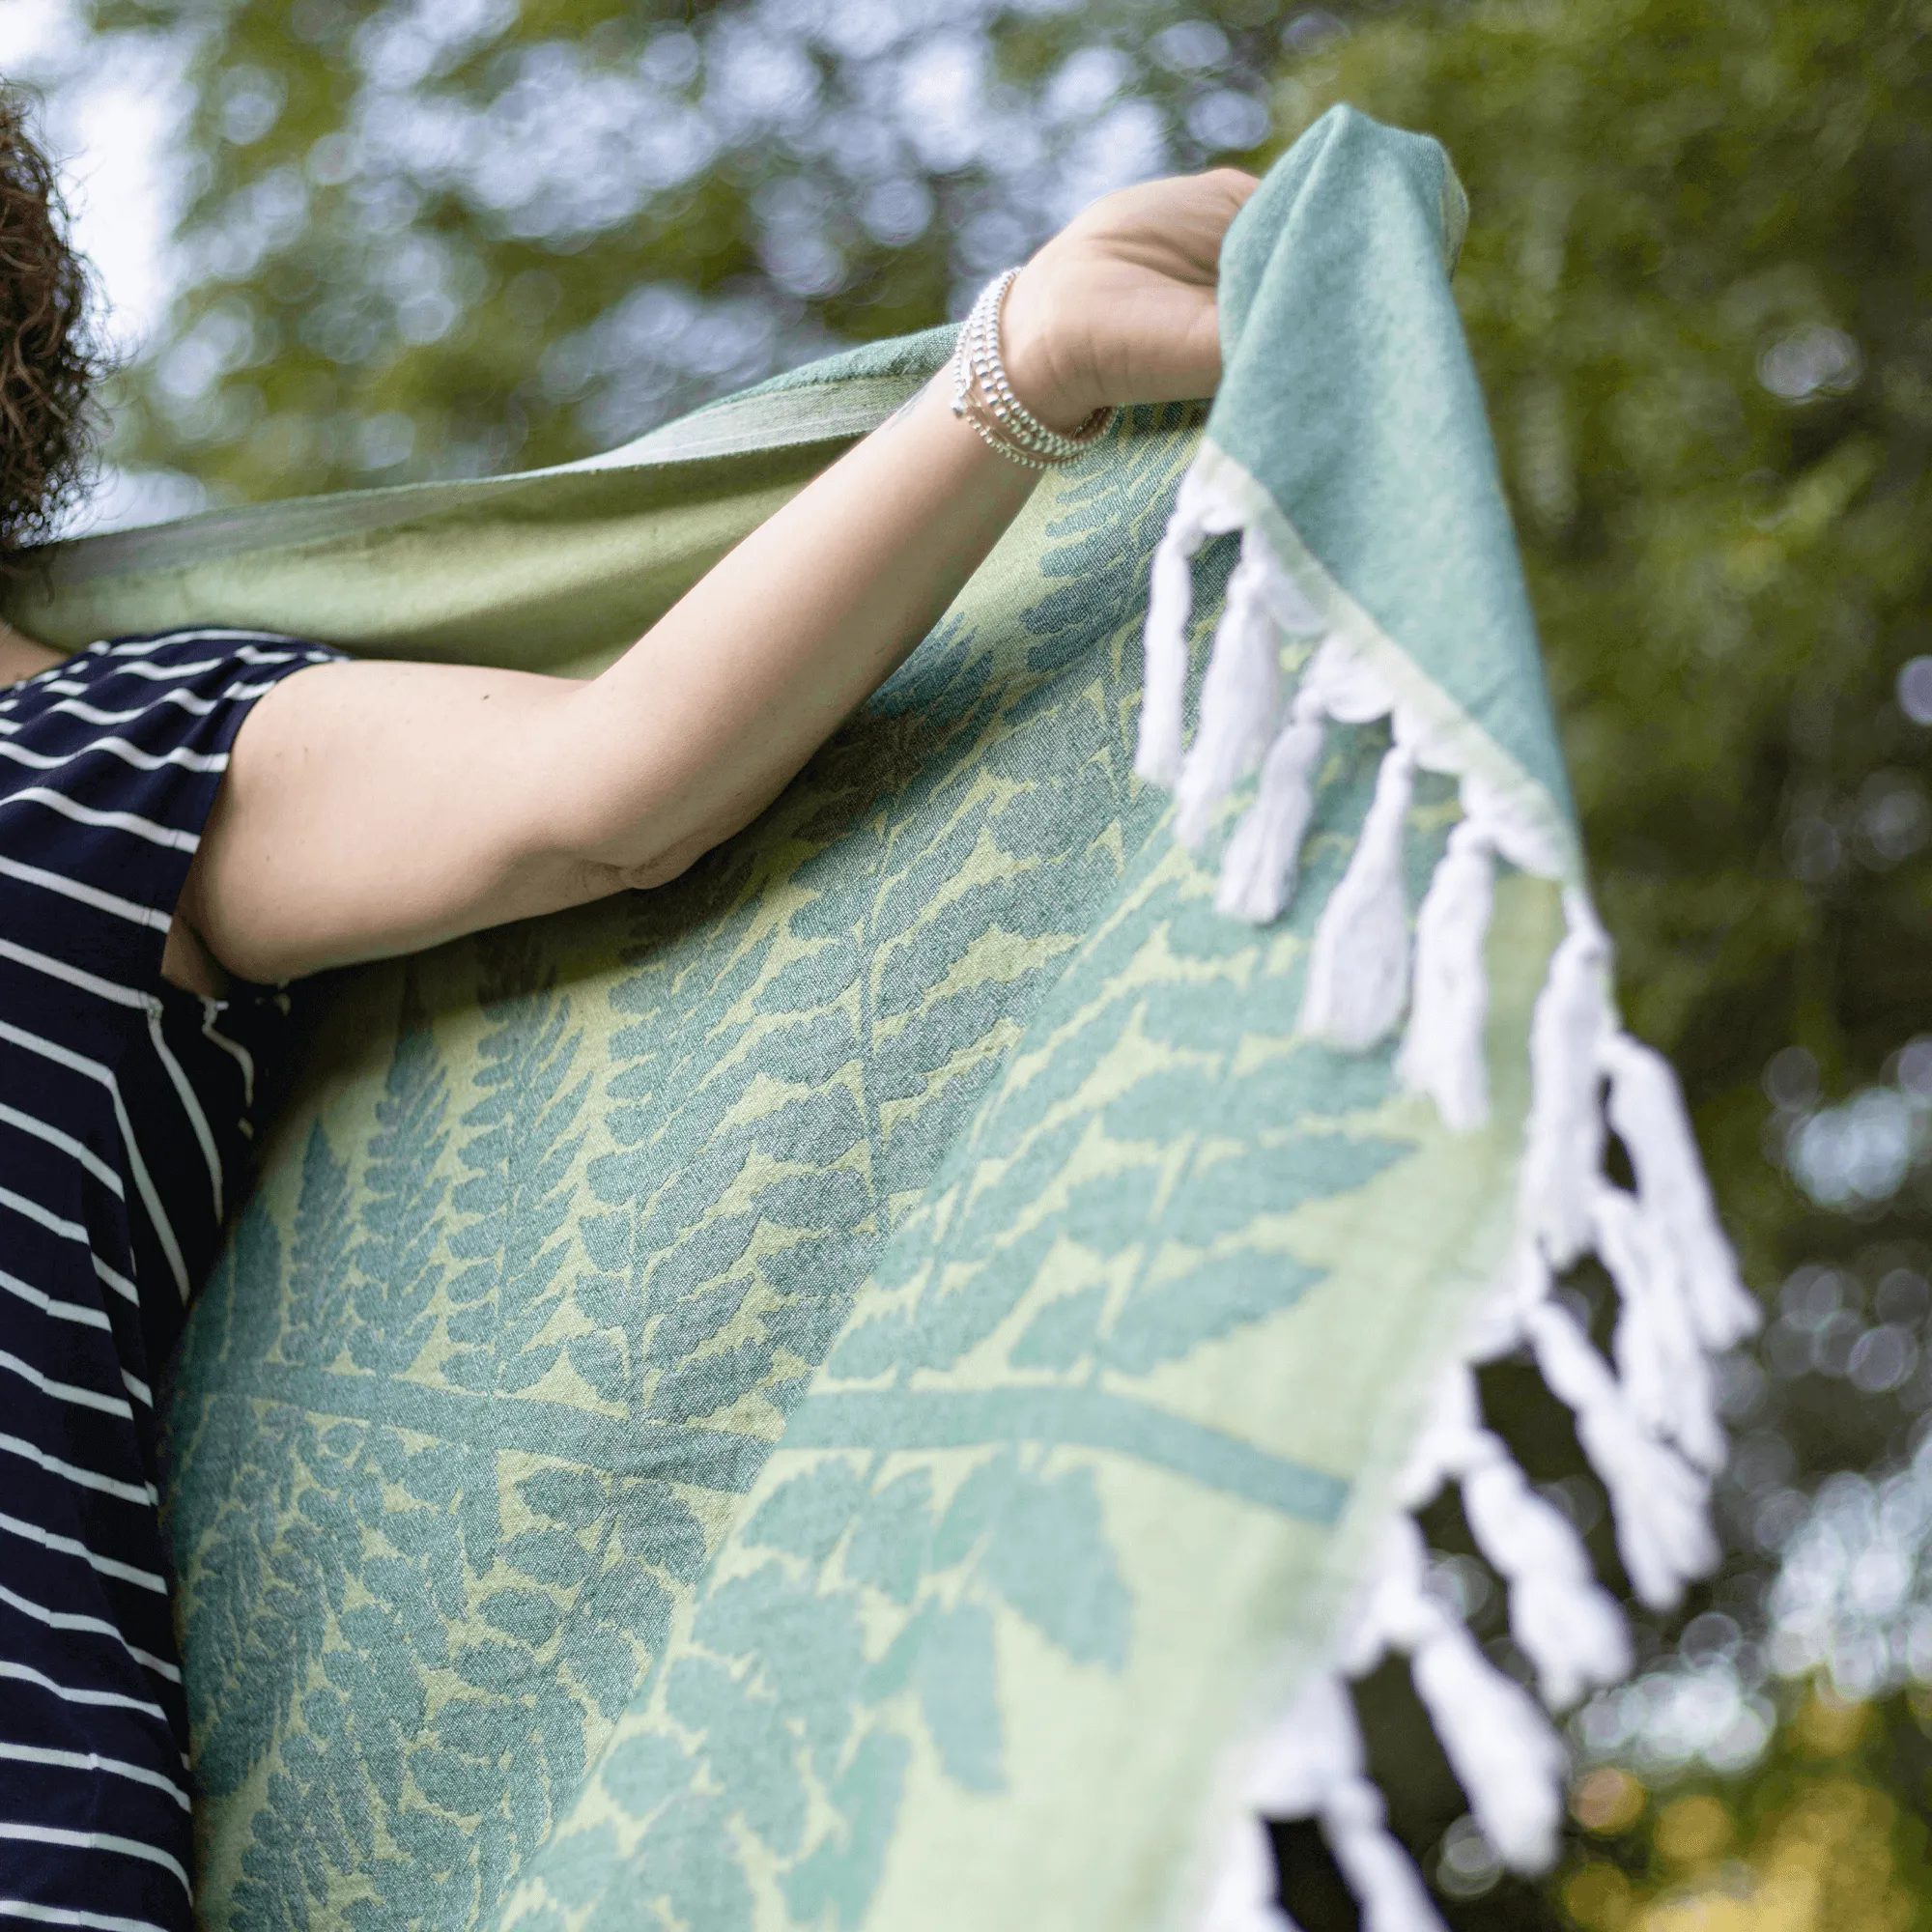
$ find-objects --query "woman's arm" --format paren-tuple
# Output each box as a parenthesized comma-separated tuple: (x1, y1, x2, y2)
(180, 168, 1255, 985)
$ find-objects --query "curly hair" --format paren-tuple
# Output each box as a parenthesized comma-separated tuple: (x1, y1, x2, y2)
(0, 85, 104, 571)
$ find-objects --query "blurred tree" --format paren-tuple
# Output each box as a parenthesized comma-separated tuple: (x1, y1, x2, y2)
(1561, 1687, 1932, 1931)
(83, 0, 1331, 499)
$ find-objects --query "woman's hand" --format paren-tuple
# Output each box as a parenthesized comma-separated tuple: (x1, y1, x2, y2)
(1000, 168, 1259, 432)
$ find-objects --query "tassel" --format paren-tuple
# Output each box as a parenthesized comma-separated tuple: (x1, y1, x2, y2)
(1393, 1363, 1629, 1713)
(1198, 1817, 1297, 1932)
(1137, 471, 1241, 787)
(1324, 1776, 1453, 1932)
(1135, 487, 1207, 787)
(1391, 1359, 1485, 1512)
(1523, 1299, 1717, 1609)
(1459, 1452, 1632, 1712)
(1162, 516, 1748, 1932)
(1396, 815, 1496, 1131)
(1216, 685, 1328, 923)
(1357, 1518, 1566, 1874)
(1176, 544, 1287, 847)
(1519, 892, 1610, 1269)
(1408, 1617, 1567, 1873)
(1599, 1032, 1760, 1350)
(1244, 1673, 1450, 1932)
(1299, 736, 1419, 1050)
(1591, 1183, 1725, 1475)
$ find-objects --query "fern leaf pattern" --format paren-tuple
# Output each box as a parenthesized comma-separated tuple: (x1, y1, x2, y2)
(164, 409, 1549, 1932)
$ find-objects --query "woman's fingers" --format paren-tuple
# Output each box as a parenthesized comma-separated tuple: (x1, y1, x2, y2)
(1071, 167, 1260, 282)
(1004, 165, 1261, 420)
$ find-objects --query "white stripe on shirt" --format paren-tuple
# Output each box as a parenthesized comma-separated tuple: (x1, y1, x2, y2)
(0, 1435, 156, 1509)
(0, 1661, 165, 1725)
(0, 735, 227, 778)
(0, 1103, 126, 1200)
(0, 1825, 186, 1896)
(0, 786, 199, 853)
(0, 1193, 139, 1307)
(0, 1897, 174, 1932)
(0, 1510, 165, 1593)
(0, 1264, 112, 1335)
(0, 1744, 187, 1809)
(0, 1347, 132, 1419)
(0, 936, 156, 1012)
(145, 1009, 222, 1226)
(0, 1582, 178, 1682)
(0, 1024, 189, 1296)
(0, 854, 168, 931)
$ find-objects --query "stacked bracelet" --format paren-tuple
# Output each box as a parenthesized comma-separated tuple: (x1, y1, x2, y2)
(951, 268, 1119, 469)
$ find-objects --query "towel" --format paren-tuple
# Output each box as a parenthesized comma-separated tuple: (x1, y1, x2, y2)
(9, 105, 1749, 1932)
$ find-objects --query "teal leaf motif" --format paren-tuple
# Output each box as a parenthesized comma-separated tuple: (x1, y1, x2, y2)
(599, 1731, 694, 1824)
(981, 1465, 1129, 1670)
(1100, 1251, 1327, 1378)
(181, 1183, 362, 1803)
(694, 1566, 867, 1779)
(443, 931, 589, 1396)
(842, 1471, 934, 1606)
(412, 1745, 502, 1819)
(560, 1623, 638, 1724)
(347, 977, 450, 1375)
(930, 1453, 1016, 1570)
(935, 1454, 1129, 1670)
(482, 1587, 561, 1648)
(179, 414, 1233, 1932)
(825, 1308, 914, 1380)
(665, 1657, 807, 1856)
(617, 1791, 755, 1932)
(518, 1465, 607, 1531)
(1009, 1285, 1107, 1371)
(428, 1697, 502, 1759)
(567, 1331, 627, 1405)
(538, 1822, 623, 1914)
(779, 1730, 911, 1932)
(279, 1121, 355, 1369)
(617, 1483, 706, 1582)
(744, 1460, 869, 1565)
(916, 1603, 1004, 1794)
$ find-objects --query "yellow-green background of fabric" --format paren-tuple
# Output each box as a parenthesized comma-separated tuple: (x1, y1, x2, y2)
(154, 409, 1558, 1932)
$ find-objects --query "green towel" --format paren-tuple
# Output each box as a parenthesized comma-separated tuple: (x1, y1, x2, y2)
(10, 106, 1751, 1932)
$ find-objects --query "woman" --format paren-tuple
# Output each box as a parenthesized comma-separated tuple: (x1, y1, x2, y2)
(0, 86, 1250, 1927)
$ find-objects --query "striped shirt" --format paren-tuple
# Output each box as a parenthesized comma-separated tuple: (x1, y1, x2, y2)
(0, 630, 340, 1930)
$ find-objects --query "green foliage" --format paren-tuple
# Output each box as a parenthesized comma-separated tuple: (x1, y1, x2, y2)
(85, 0, 1309, 500)
(1561, 1687, 1932, 1930)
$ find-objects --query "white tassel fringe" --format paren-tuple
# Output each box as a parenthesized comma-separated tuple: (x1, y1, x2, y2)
(1230, 1672, 1451, 1932)
(1601, 1033, 1761, 1350)
(1177, 544, 1291, 847)
(1216, 687, 1329, 923)
(1396, 820, 1496, 1130)
(1136, 470, 1252, 789)
(1520, 894, 1611, 1269)
(1298, 736, 1418, 1051)
(1143, 476, 1757, 1932)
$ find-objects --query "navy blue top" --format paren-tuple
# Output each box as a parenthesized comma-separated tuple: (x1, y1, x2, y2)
(0, 628, 340, 1929)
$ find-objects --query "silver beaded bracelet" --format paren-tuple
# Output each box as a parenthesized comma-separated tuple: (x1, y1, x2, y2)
(950, 268, 1119, 469)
